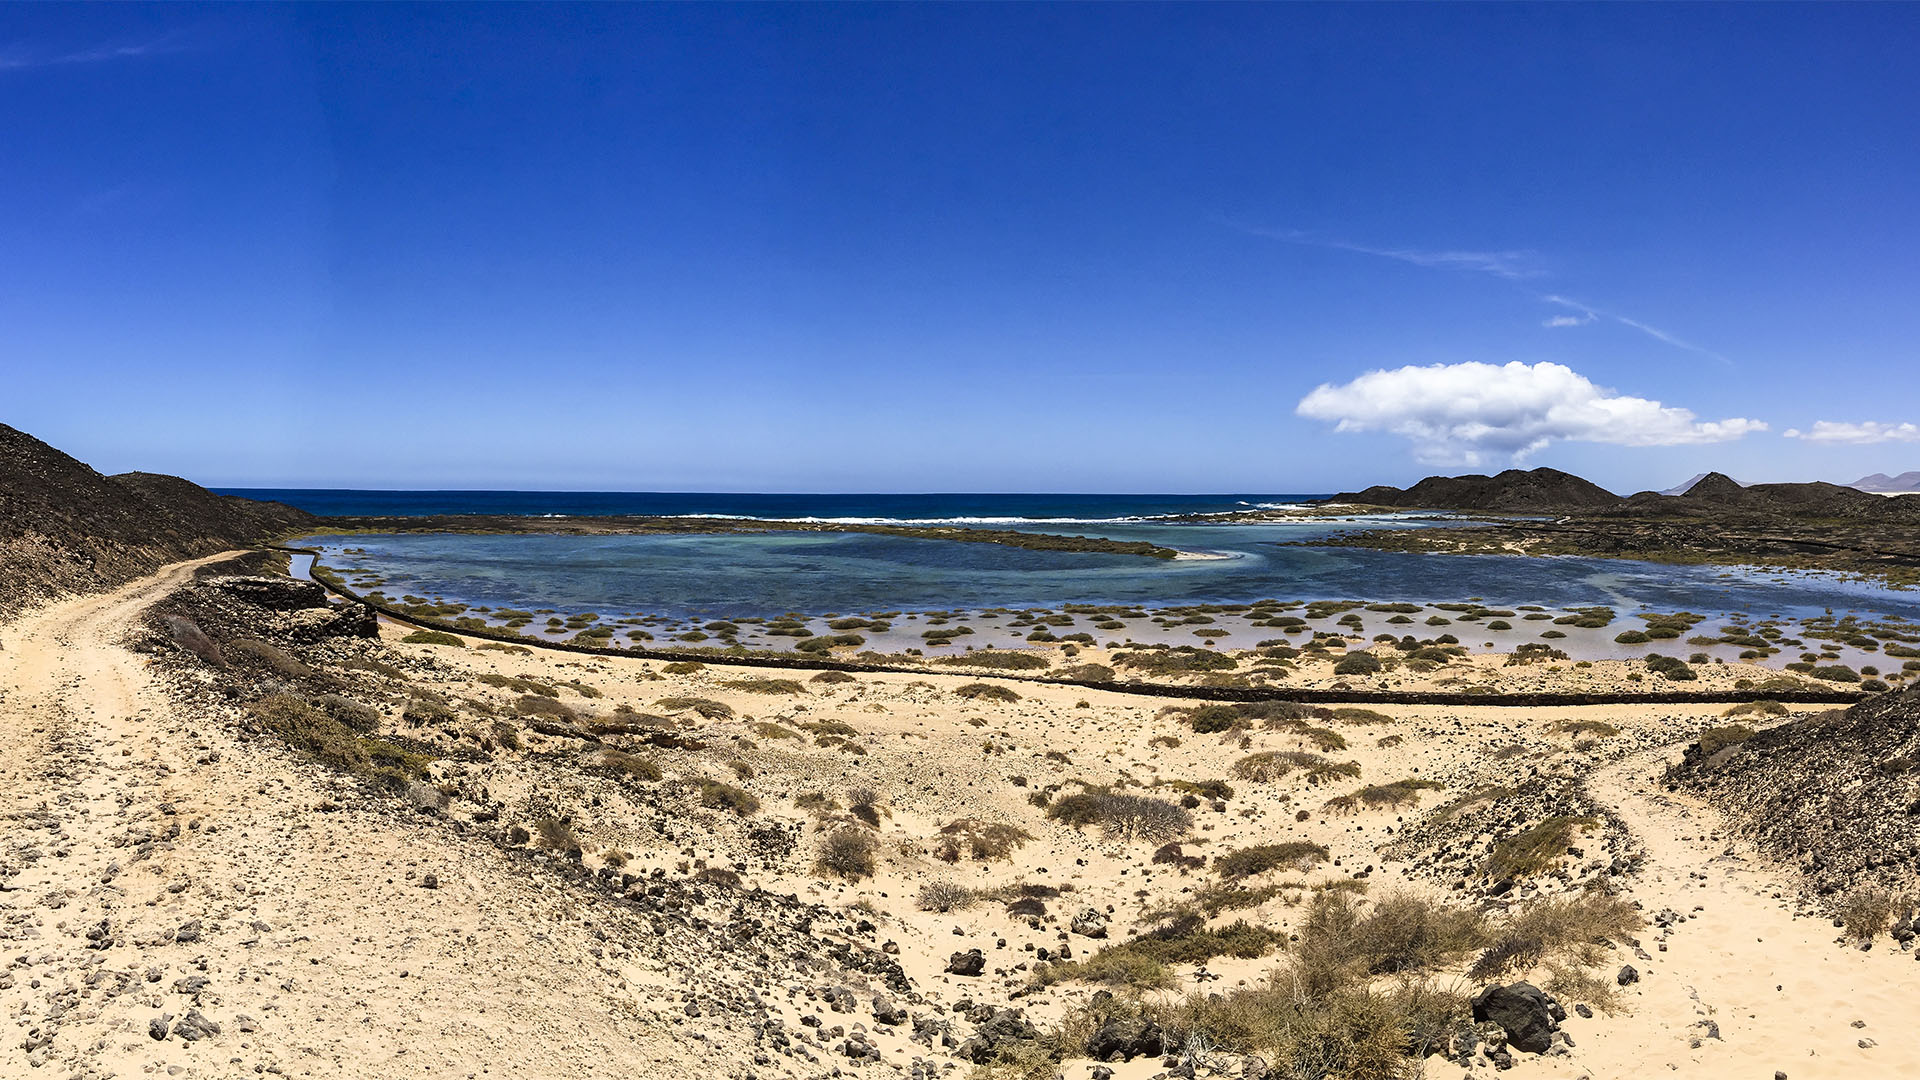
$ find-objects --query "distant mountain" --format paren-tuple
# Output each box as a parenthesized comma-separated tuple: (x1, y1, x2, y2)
(0, 424, 313, 616)
(1329, 465, 1920, 521)
(1661, 473, 1748, 496)
(1329, 467, 1624, 512)
(1849, 471, 1920, 493)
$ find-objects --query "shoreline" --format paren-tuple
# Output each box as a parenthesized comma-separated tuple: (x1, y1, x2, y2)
(283, 546, 1872, 707)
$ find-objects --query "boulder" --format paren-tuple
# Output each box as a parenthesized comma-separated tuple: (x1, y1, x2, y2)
(1471, 983, 1555, 1054)
(1086, 1016, 1164, 1062)
(946, 949, 985, 976)
(1071, 908, 1110, 938)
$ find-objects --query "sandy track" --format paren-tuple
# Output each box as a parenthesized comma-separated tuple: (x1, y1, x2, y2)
(0, 558, 709, 1079)
(1551, 749, 1920, 1079)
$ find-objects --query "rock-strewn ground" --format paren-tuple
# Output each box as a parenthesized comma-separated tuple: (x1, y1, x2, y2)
(6, 553, 1920, 1080)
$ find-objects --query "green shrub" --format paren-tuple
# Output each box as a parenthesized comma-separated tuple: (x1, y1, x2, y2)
(1332, 652, 1382, 676)
(1213, 842, 1330, 879)
(246, 692, 432, 789)
(695, 778, 760, 815)
(721, 677, 807, 695)
(937, 651, 1052, 670)
(1485, 816, 1599, 878)
(955, 682, 1021, 702)
(1696, 723, 1755, 755)
(400, 629, 466, 647)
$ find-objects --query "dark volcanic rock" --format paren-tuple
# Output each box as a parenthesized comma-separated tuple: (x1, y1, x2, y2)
(0, 424, 312, 617)
(1087, 1016, 1164, 1062)
(945, 949, 985, 976)
(1331, 468, 1623, 513)
(1668, 684, 1920, 904)
(1471, 983, 1555, 1054)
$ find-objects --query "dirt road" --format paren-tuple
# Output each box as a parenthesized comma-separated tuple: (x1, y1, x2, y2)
(0, 558, 705, 1079)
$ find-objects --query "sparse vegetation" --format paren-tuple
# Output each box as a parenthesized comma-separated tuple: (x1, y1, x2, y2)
(955, 682, 1021, 702)
(936, 818, 1034, 861)
(815, 827, 878, 880)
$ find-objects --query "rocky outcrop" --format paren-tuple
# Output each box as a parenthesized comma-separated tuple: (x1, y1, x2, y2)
(1667, 685, 1920, 903)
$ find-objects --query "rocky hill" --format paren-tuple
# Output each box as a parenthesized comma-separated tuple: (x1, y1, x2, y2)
(1667, 685, 1920, 904)
(1330, 467, 1625, 512)
(1623, 471, 1920, 520)
(0, 423, 313, 617)
(1331, 466, 1920, 521)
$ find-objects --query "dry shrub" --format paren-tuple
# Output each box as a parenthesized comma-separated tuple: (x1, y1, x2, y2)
(596, 748, 662, 782)
(1231, 750, 1328, 782)
(810, 670, 857, 684)
(815, 827, 878, 880)
(917, 881, 977, 912)
(1472, 890, 1643, 985)
(722, 677, 806, 695)
(1837, 885, 1908, 939)
(1304, 760, 1363, 785)
(162, 615, 225, 667)
(655, 696, 734, 720)
(229, 638, 313, 679)
(316, 694, 381, 732)
(246, 692, 431, 789)
(1213, 842, 1329, 879)
(1044, 789, 1192, 844)
(533, 816, 581, 852)
(514, 694, 576, 721)
(1552, 719, 1619, 738)
(479, 673, 559, 696)
(936, 818, 1033, 861)
(1696, 723, 1755, 755)
(1324, 779, 1443, 814)
(847, 787, 883, 826)
(750, 721, 802, 740)
(1037, 916, 1282, 988)
(695, 778, 759, 816)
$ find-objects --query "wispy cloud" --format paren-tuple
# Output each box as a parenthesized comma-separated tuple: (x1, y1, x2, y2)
(1541, 295, 1729, 366)
(1237, 222, 1730, 365)
(0, 34, 186, 72)
(1241, 226, 1543, 280)
(1543, 312, 1596, 328)
(1783, 421, 1920, 445)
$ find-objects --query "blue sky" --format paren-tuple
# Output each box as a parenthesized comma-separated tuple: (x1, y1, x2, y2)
(4, 3, 1917, 493)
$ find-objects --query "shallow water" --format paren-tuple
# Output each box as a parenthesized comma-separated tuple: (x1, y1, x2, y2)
(303, 524, 1919, 624)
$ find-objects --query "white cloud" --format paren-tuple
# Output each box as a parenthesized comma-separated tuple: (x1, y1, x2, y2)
(1296, 361, 1768, 465)
(1783, 421, 1920, 445)
(1543, 313, 1595, 328)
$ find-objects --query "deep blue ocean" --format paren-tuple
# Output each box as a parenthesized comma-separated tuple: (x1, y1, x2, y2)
(220, 490, 1324, 523)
